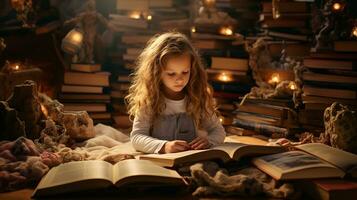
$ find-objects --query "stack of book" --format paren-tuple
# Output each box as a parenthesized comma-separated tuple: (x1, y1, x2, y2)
(232, 97, 298, 138)
(251, 0, 313, 59)
(110, 68, 132, 130)
(300, 51, 357, 130)
(59, 63, 111, 125)
(215, 0, 260, 35)
(207, 56, 254, 128)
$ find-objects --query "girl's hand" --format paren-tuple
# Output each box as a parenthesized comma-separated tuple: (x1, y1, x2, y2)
(160, 140, 191, 153)
(189, 137, 210, 150)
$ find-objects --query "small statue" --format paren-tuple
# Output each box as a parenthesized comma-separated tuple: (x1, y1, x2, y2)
(64, 0, 113, 63)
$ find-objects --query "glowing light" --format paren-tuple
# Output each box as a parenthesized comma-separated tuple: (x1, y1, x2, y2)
(70, 31, 83, 43)
(219, 26, 233, 36)
(352, 26, 357, 37)
(40, 104, 49, 118)
(217, 72, 232, 82)
(128, 11, 141, 19)
(219, 116, 224, 123)
(191, 27, 196, 33)
(14, 65, 20, 70)
(146, 15, 152, 20)
(203, 0, 216, 7)
(288, 81, 297, 91)
(332, 2, 341, 11)
(268, 73, 280, 84)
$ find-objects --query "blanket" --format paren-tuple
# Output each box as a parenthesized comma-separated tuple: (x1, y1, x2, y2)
(0, 124, 138, 192)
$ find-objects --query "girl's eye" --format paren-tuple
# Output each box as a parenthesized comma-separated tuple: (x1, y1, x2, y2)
(182, 71, 189, 75)
(167, 73, 175, 76)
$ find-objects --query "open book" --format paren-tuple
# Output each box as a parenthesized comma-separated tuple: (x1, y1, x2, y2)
(32, 159, 186, 197)
(139, 142, 286, 167)
(252, 143, 357, 180)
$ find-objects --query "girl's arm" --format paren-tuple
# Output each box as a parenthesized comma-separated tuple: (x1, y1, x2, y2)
(130, 113, 167, 154)
(201, 113, 226, 146)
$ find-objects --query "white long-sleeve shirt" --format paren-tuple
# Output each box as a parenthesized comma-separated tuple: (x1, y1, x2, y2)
(130, 97, 226, 153)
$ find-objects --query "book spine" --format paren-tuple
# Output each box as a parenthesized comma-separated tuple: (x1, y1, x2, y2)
(233, 118, 289, 137)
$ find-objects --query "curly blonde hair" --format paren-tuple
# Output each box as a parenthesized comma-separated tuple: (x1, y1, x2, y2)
(125, 32, 216, 128)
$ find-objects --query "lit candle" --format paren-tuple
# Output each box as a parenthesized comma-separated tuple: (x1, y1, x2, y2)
(352, 26, 357, 37)
(288, 81, 297, 91)
(191, 27, 196, 33)
(219, 116, 224, 123)
(219, 26, 233, 36)
(146, 15, 152, 21)
(332, 2, 341, 11)
(128, 11, 141, 19)
(217, 72, 232, 82)
(14, 64, 20, 71)
(268, 73, 280, 85)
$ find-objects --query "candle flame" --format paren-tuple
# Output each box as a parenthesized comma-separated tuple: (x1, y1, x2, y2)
(288, 81, 297, 90)
(268, 73, 280, 84)
(40, 104, 49, 118)
(191, 27, 196, 33)
(352, 26, 357, 37)
(146, 15, 152, 20)
(71, 32, 83, 43)
(332, 2, 341, 11)
(219, 26, 233, 36)
(217, 72, 233, 82)
(219, 116, 224, 123)
(14, 65, 19, 70)
(128, 11, 141, 19)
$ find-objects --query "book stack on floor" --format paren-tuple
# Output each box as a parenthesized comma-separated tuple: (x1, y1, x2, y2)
(207, 56, 254, 128)
(110, 68, 132, 130)
(232, 97, 299, 138)
(249, 0, 313, 59)
(300, 50, 357, 131)
(59, 63, 111, 125)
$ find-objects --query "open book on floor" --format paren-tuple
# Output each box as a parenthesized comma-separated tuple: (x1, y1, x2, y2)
(252, 143, 357, 180)
(139, 142, 286, 167)
(32, 159, 186, 197)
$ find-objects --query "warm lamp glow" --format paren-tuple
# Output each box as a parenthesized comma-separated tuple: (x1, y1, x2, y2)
(268, 73, 280, 84)
(40, 104, 49, 118)
(352, 26, 357, 37)
(332, 2, 341, 11)
(70, 32, 83, 43)
(203, 0, 216, 7)
(191, 27, 196, 33)
(219, 26, 233, 36)
(128, 11, 141, 19)
(217, 72, 233, 82)
(288, 81, 297, 91)
(146, 15, 152, 20)
(219, 116, 224, 123)
(14, 64, 20, 70)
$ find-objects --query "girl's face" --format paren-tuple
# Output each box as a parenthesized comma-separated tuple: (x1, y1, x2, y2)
(161, 53, 191, 99)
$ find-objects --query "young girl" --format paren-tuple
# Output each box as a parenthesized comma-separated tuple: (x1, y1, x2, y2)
(126, 32, 226, 154)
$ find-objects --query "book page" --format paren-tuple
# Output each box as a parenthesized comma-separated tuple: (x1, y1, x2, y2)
(36, 160, 113, 189)
(212, 142, 247, 158)
(296, 143, 357, 172)
(139, 148, 230, 167)
(113, 159, 183, 186)
(258, 151, 337, 173)
(253, 151, 345, 180)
